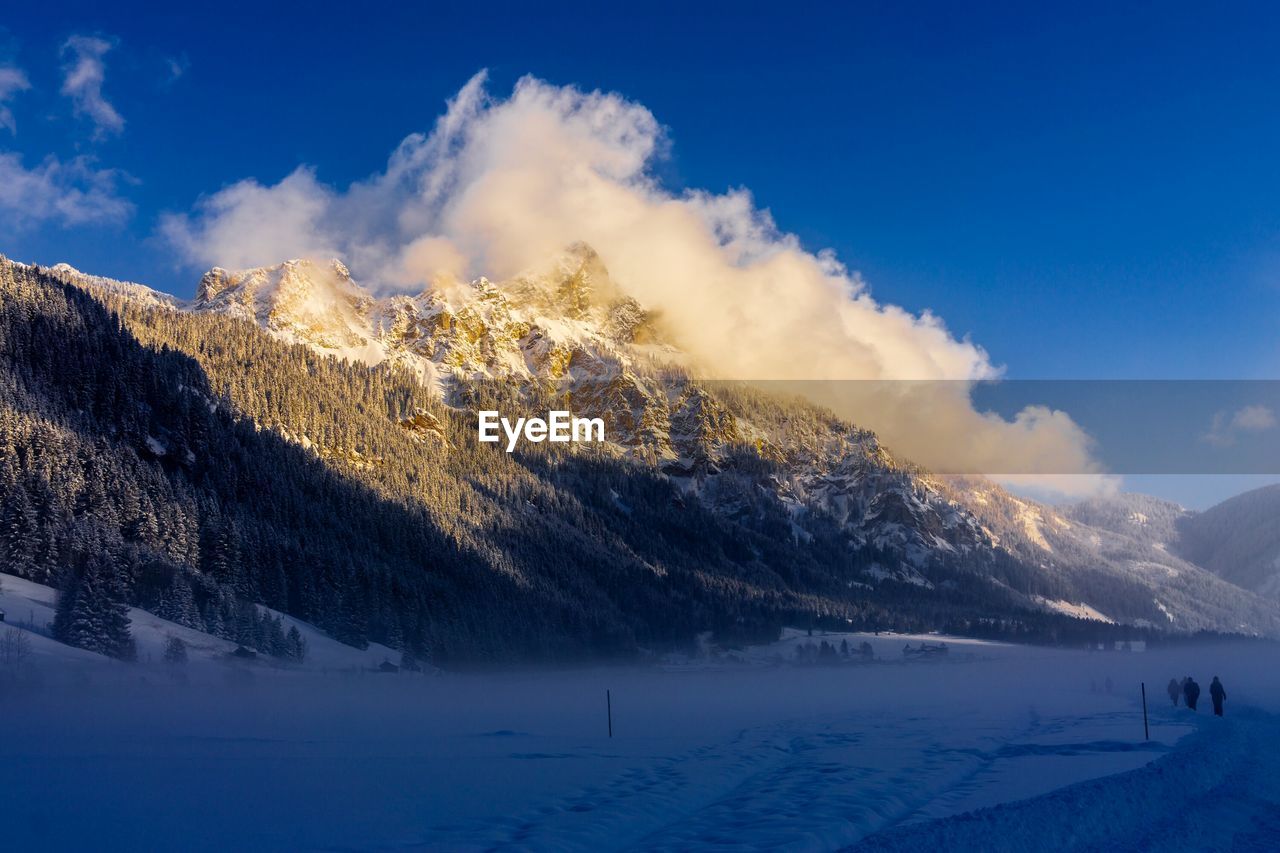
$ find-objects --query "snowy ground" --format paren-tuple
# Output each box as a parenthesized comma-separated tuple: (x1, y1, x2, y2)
(2, 573, 1278, 851)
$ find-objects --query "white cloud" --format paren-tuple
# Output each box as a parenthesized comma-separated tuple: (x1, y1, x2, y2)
(161, 71, 1104, 488)
(0, 66, 31, 134)
(162, 55, 189, 88)
(161, 168, 335, 269)
(1203, 405, 1278, 447)
(60, 35, 124, 138)
(0, 152, 132, 227)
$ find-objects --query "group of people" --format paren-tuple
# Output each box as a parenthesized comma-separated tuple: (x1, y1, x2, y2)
(1167, 675, 1227, 716)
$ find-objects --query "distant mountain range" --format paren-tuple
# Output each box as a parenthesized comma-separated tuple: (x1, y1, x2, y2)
(3, 249, 1279, 663)
(1171, 487, 1280, 598)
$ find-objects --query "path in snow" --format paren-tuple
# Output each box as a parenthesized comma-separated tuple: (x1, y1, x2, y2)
(847, 707, 1280, 853)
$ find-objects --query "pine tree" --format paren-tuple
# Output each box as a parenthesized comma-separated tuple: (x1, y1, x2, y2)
(285, 625, 307, 662)
(156, 571, 201, 629)
(53, 554, 135, 660)
(1, 483, 36, 577)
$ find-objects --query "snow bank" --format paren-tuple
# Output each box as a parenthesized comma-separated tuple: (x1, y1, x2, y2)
(849, 708, 1279, 852)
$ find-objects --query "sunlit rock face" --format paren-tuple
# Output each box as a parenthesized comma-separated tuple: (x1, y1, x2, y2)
(398, 408, 450, 446)
(196, 259, 378, 356)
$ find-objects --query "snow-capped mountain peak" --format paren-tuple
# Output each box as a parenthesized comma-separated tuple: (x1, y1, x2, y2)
(190, 246, 672, 403)
(195, 258, 379, 359)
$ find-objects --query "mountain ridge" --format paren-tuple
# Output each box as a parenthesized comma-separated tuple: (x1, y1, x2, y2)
(11, 251, 1280, 655)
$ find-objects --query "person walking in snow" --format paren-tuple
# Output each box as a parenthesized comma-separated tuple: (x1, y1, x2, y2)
(1167, 678, 1180, 707)
(1210, 676, 1226, 717)
(1184, 676, 1201, 711)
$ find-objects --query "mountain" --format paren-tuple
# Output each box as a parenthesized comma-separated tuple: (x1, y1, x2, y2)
(1062, 492, 1189, 550)
(183, 248, 1280, 635)
(1059, 488, 1280, 606)
(0, 254, 994, 665)
(184, 250, 1005, 580)
(4, 251, 1280, 664)
(1044, 492, 1274, 633)
(1175, 485, 1280, 598)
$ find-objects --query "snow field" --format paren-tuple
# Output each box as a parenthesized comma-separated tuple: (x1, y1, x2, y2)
(3, 572, 1276, 851)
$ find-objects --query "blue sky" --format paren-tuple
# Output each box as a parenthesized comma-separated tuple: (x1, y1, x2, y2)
(4, 1, 1280, 505)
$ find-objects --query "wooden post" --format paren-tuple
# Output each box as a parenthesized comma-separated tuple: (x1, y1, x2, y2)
(1141, 682, 1149, 741)
(607, 689, 613, 738)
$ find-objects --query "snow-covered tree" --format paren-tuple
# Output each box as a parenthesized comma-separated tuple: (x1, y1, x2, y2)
(52, 554, 135, 660)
